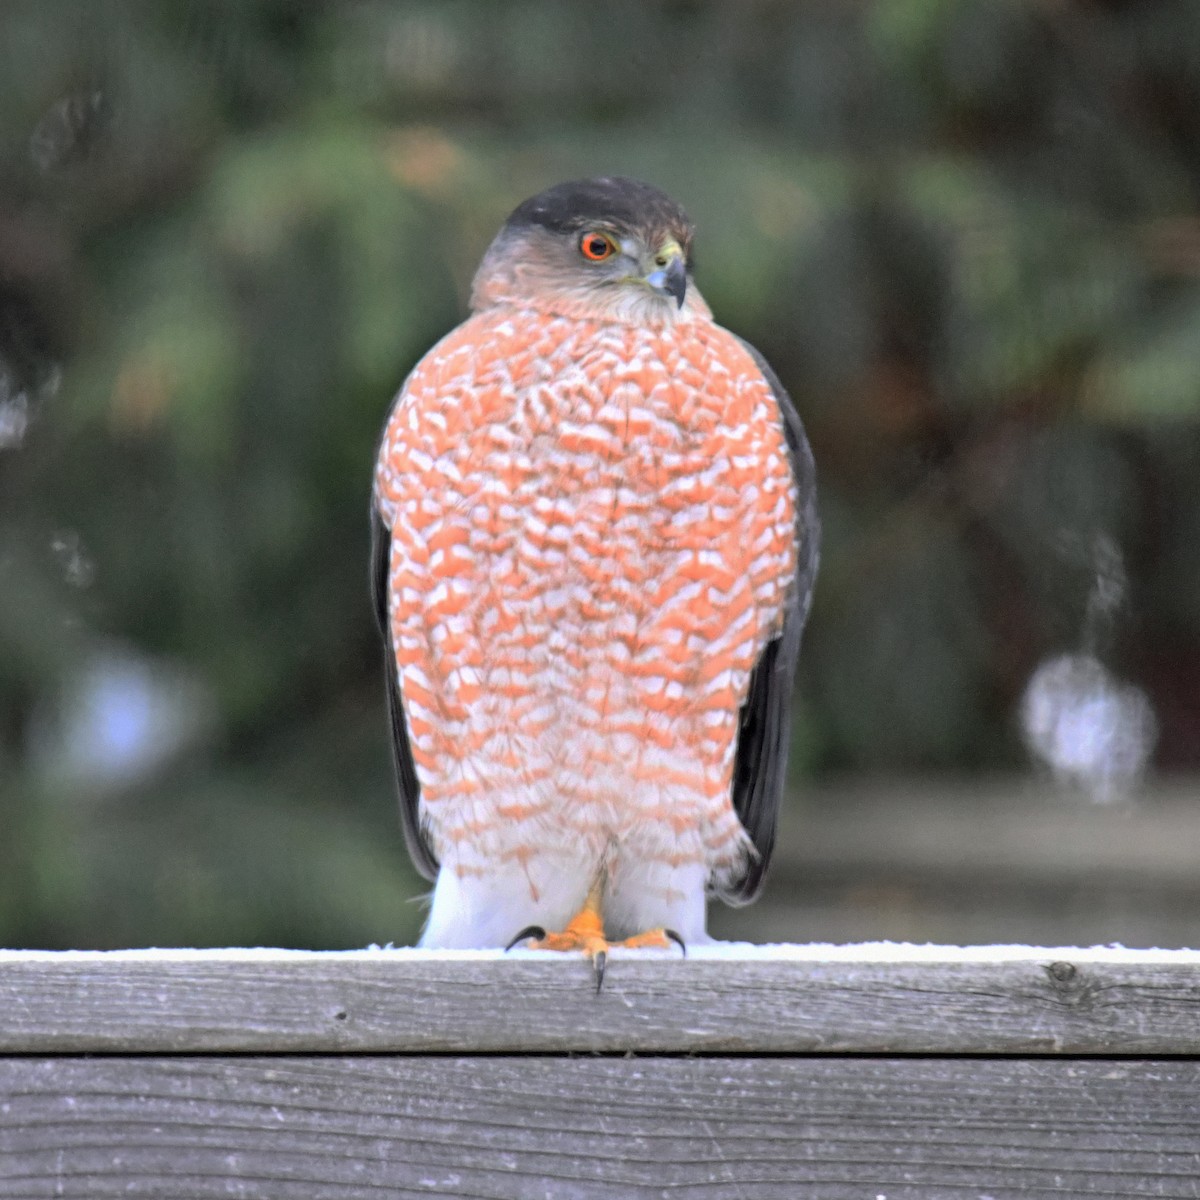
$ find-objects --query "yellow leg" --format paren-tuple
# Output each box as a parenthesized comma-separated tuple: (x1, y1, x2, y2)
(506, 878, 685, 990)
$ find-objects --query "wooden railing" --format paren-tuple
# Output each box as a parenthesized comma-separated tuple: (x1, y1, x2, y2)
(2, 945, 1198, 1196)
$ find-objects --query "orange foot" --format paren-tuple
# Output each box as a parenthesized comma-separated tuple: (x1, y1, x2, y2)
(506, 891, 685, 991)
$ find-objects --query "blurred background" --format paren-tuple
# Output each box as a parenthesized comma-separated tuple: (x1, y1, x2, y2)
(2, 0, 1198, 952)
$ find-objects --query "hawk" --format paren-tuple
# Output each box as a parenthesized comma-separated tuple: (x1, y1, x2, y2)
(372, 177, 818, 973)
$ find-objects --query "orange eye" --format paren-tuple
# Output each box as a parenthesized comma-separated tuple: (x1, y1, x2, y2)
(579, 231, 616, 261)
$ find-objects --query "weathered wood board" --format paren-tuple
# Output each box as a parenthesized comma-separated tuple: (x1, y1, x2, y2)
(2, 947, 1198, 1198)
(3, 1056, 1199, 1199)
(2, 945, 1199, 1054)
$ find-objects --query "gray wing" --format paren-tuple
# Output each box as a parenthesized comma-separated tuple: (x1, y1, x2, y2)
(718, 338, 820, 905)
(371, 504, 439, 881)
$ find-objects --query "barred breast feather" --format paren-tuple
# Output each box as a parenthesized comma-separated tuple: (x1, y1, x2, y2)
(373, 305, 799, 935)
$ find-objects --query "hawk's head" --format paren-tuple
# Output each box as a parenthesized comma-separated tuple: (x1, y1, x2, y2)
(470, 177, 707, 324)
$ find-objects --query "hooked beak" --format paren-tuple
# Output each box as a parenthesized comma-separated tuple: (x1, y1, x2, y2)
(645, 250, 687, 308)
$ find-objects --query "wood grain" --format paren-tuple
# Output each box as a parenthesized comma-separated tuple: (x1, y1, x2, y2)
(2, 1055, 1198, 1199)
(3, 949, 1200, 1054)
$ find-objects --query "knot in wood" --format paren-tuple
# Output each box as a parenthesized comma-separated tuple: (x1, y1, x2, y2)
(1046, 961, 1077, 984)
(1041, 959, 1101, 1011)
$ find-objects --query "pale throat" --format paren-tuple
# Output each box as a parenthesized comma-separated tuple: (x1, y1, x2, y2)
(470, 263, 712, 327)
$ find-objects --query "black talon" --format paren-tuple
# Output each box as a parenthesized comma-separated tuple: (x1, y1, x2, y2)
(665, 929, 687, 957)
(593, 949, 607, 993)
(505, 925, 546, 951)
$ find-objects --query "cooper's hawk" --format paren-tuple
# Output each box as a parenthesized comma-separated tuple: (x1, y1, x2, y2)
(372, 177, 818, 972)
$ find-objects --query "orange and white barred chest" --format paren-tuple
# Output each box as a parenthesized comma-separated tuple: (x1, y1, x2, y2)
(374, 305, 797, 890)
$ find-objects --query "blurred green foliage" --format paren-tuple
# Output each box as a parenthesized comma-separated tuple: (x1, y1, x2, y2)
(1, 0, 1198, 949)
